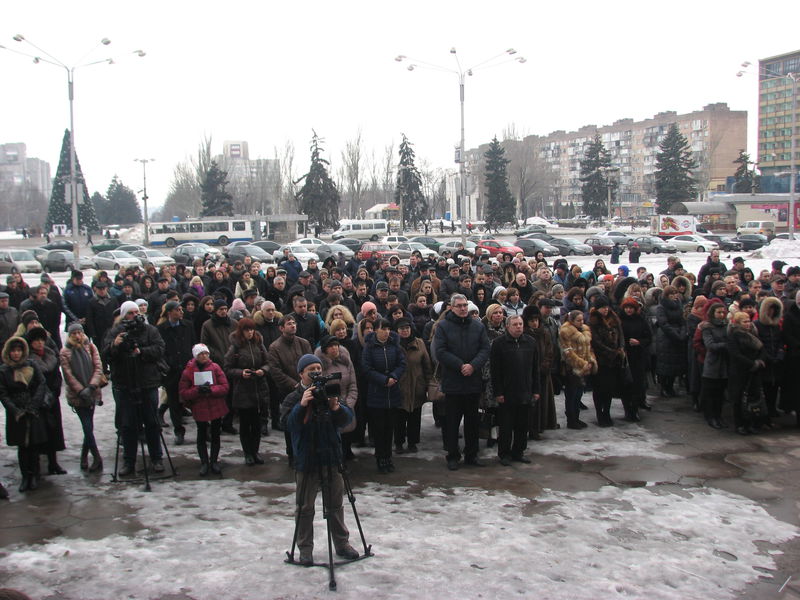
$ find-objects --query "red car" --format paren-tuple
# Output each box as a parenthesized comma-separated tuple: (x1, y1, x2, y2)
(476, 239, 523, 257)
(356, 243, 396, 261)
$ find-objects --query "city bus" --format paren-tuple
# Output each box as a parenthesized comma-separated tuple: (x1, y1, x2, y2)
(148, 218, 255, 247)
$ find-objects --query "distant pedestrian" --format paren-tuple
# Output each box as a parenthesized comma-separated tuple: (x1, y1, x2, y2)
(450, 221, 455, 234)
(424, 221, 429, 235)
(439, 220, 444, 234)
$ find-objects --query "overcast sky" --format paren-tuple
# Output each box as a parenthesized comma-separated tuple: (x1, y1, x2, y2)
(2, 0, 795, 213)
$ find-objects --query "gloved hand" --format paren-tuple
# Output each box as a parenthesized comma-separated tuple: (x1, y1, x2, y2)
(78, 387, 94, 403)
(199, 383, 212, 395)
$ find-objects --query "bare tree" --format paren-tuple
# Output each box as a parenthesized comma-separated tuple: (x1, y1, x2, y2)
(280, 141, 298, 212)
(381, 142, 395, 206)
(341, 131, 365, 219)
(162, 161, 201, 220)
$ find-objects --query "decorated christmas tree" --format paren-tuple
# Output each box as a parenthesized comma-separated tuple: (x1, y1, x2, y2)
(45, 129, 100, 233)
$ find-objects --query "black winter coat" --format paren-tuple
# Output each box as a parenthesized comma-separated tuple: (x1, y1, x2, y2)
(431, 310, 491, 395)
(0, 341, 48, 448)
(85, 295, 119, 342)
(727, 326, 765, 408)
(157, 319, 196, 383)
(655, 297, 688, 377)
(619, 310, 652, 372)
(224, 336, 270, 410)
(103, 320, 166, 390)
(589, 309, 625, 369)
(362, 331, 407, 409)
(489, 332, 539, 405)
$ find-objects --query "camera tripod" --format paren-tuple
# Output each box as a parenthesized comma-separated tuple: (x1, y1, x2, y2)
(111, 349, 176, 491)
(285, 403, 372, 591)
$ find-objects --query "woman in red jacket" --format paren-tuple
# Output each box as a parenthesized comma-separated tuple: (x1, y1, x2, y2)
(179, 343, 229, 476)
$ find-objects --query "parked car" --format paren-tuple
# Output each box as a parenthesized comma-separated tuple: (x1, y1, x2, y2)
(439, 240, 478, 254)
(0, 249, 42, 273)
(223, 240, 253, 254)
(116, 244, 147, 253)
(737, 220, 776, 237)
(514, 224, 547, 237)
(42, 240, 74, 251)
(379, 235, 409, 248)
(90, 238, 127, 253)
(333, 238, 365, 253)
(171, 243, 222, 265)
(250, 240, 282, 254)
(548, 237, 593, 256)
(272, 245, 320, 264)
(42, 250, 94, 273)
(31, 247, 50, 265)
(628, 236, 678, 254)
(584, 237, 614, 255)
(93, 251, 143, 271)
(520, 231, 558, 242)
(595, 230, 634, 245)
(225, 244, 275, 264)
(356, 243, 395, 262)
(290, 237, 326, 252)
(130, 249, 176, 268)
(315, 243, 355, 262)
(408, 236, 441, 252)
(670, 235, 719, 253)
(731, 234, 768, 251)
(514, 238, 560, 257)
(468, 234, 499, 242)
(476, 239, 523, 257)
(701, 234, 743, 252)
(394, 242, 438, 260)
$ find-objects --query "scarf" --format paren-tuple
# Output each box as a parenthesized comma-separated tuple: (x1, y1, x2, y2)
(69, 342, 94, 387)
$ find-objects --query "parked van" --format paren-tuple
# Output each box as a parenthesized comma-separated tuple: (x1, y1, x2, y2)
(332, 219, 388, 241)
(737, 220, 776, 237)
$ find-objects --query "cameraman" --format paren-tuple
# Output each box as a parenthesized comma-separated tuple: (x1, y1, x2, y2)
(103, 300, 166, 476)
(280, 354, 359, 566)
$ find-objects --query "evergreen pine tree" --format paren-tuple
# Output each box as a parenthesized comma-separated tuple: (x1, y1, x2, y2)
(394, 134, 428, 229)
(732, 150, 758, 193)
(295, 131, 341, 228)
(579, 134, 614, 219)
(655, 123, 698, 214)
(199, 161, 234, 217)
(45, 129, 101, 233)
(105, 176, 143, 224)
(90, 191, 109, 225)
(483, 137, 516, 230)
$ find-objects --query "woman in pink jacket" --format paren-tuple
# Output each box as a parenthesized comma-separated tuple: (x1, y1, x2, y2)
(179, 343, 229, 476)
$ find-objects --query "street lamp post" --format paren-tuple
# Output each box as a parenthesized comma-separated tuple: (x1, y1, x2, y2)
(396, 48, 526, 245)
(738, 62, 798, 239)
(4, 35, 145, 259)
(134, 158, 155, 246)
(598, 166, 619, 221)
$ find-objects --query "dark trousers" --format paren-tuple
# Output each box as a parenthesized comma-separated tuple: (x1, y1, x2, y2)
(18, 447, 40, 477)
(113, 386, 162, 466)
(497, 401, 529, 458)
(592, 368, 617, 423)
(564, 374, 584, 423)
(164, 377, 186, 437)
(701, 377, 726, 421)
(75, 405, 98, 451)
(445, 393, 480, 461)
(196, 418, 222, 464)
(394, 406, 422, 446)
(763, 380, 779, 415)
(238, 407, 261, 457)
(294, 468, 349, 555)
(368, 406, 395, 459)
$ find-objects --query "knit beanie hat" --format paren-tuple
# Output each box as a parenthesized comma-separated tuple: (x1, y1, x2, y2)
(119, 301, 139, 320)
(21, 310, 39, 327)
(361, 301, 377, 316)
(192, 343, 210, 359)
(297, 353, 322, 373)
(67, 323, 84, 335)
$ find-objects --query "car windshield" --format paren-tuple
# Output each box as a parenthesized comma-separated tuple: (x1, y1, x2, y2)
(559, 238, 580, 244)
(9, 251, 33, 260)
(327, 244, 348, 252)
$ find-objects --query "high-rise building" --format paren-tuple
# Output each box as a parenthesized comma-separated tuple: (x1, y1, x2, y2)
(465, 103, 746, 219)
(0, 142, 52, 229)
(215, 141, 280, 215)
(757, 49, 799, 179)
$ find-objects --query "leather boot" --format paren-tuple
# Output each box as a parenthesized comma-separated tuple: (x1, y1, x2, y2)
(88, 448, 103, 473)
(80, 445, 90, 471)
(48, 452, 67, 475)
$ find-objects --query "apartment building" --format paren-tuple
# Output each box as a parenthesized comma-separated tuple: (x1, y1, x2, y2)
(757, 49, 800, 180)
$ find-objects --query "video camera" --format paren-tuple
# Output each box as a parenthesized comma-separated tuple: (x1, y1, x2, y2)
(309, 372, 342, 414)
(120, 314, 147, 355)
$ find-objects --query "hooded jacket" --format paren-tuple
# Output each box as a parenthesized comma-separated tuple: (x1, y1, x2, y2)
(362, 331, 407, 409)
(755, 296, 784, 383)
(0, 337, 48, 447)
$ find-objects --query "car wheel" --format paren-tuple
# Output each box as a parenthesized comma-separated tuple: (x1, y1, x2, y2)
(113, 263, 120, 269)
(370, 235, 378, 241)
(653, 247, 660, 254)
(697, 246, 705, 253)
(10, 267, 18, 274)
(218, 236, 229, 246)
(165, 238, 176, 248)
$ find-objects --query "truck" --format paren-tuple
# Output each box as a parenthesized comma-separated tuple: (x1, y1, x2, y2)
(650, 215, 703, 238)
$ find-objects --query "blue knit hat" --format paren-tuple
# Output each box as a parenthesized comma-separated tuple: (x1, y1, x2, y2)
(618, 265, 630, 277)
(297, 354, 322, 374)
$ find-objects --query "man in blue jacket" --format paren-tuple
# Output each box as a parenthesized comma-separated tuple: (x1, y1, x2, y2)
(431, 293, 490, 470)
(63, 270, 93, 329)
(280, 354, 359, 566)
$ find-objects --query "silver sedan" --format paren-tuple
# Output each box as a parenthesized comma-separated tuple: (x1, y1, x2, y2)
(93, 251, 143, 270)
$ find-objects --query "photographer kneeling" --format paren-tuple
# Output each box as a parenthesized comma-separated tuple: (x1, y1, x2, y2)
(103, 300, 166, 476)
(281, 354, 359, 566)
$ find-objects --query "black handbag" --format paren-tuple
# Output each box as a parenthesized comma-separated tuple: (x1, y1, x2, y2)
(743, 376, 767, 419)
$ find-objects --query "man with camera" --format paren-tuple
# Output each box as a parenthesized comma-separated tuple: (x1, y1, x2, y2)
(280, 354, 359, 566)
(103, 300, 166, 476)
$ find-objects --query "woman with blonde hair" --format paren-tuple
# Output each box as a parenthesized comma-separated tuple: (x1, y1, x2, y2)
(324, 304, 355, 333)
(559, 309, 598, 429)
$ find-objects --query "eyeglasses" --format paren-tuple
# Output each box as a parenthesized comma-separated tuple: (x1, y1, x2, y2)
(453, 303, 468, 309)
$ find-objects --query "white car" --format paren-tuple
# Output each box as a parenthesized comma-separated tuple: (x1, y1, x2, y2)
(0, 248, 42, 273)
(273, 245, 320, 264)
(290, 237, 325, 252)
(379, 235, 409, 248)
(93, 251, 143, 270)
(130, 249, 176, 268)
(669, 235, 719, 253)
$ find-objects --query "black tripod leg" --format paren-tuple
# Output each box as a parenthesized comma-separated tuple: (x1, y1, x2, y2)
(135, 401, 152, 492)
(320, 460, 336, 591)
(286, 469, 310, 564)
(148, 395, 177, 476)
(112, 429, 121, 482)
(339, 462, 372, 557)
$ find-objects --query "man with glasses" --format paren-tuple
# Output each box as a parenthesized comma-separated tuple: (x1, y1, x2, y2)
(432, 293, 490, 470)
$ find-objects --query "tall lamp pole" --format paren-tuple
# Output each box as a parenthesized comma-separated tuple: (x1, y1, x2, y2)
(4, 35, 145, 259)
(396, 48, 526, 246)
(135, 158, 155, 245)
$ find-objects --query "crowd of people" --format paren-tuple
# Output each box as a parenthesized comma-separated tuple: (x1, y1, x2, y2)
(1, 243, 799, 499)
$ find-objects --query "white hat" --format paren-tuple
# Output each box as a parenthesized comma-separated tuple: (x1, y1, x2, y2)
(192, 343, 210, 359)
(467, 302, 479, 313)
(119, 300, 139, 320)
(135, 298, 148, 307)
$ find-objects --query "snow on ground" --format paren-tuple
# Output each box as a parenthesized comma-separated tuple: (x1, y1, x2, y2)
(0, 476, 794, 600)
(750, 239, 800, 260)
(0, 230, 23, 241)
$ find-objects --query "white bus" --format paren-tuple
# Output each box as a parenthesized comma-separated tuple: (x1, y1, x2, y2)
(149, 218, 255, 247)
(331, 219, 388, 241)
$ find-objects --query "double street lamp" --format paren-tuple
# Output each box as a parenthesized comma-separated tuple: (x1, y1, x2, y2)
(396, 48, 526, 245)
(134, 158, 155, 245)
(2, 35, 145, 260)
(738, 61, 798, 239)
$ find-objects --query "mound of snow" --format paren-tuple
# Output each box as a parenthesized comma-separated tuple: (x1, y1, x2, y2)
(750, 239, 800, 260)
